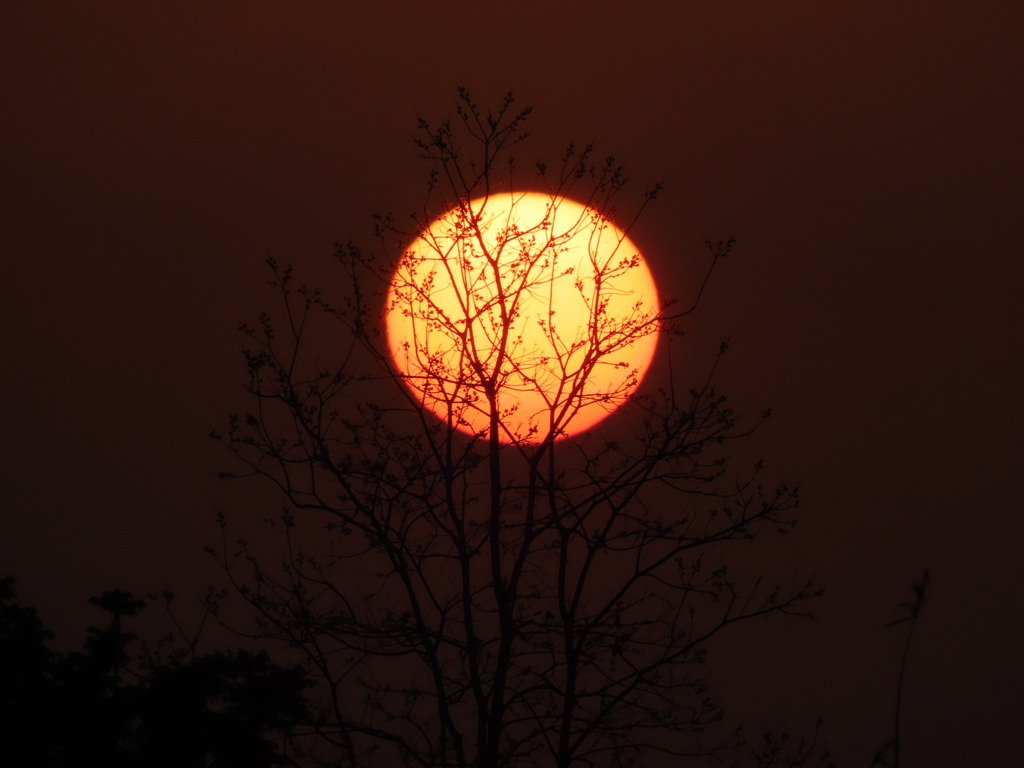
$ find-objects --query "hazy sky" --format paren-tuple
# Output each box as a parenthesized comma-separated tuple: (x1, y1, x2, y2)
(3, 2, 1022, 765)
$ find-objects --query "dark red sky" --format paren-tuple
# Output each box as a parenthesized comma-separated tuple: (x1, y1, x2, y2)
(3, 2, 1022, 765)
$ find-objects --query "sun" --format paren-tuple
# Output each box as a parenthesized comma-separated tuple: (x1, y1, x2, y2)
(386, 191, 660, 443)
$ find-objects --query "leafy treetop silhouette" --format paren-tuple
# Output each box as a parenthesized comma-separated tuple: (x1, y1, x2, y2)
(0, 577, 310, 768)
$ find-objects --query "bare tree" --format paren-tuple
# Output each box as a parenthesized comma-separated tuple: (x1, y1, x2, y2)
(872, 570, 930, 768)
(212, 89, 826, 768)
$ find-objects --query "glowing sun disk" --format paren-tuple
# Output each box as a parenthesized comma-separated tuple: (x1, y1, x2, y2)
(386, 192, 659, 443)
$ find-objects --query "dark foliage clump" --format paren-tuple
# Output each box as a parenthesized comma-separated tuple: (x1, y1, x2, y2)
(0, 576, 310, 768)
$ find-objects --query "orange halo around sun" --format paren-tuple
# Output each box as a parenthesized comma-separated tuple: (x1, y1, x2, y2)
(386, 192, 660, 443)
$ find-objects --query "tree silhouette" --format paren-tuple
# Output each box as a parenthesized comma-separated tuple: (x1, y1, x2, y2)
(0, 578, 310, 767)
(213, 89, 829, 768)
(0, 576, 54, 763)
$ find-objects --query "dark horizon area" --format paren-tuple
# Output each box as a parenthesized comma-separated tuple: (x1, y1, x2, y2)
(3, 3, 1022, 765)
